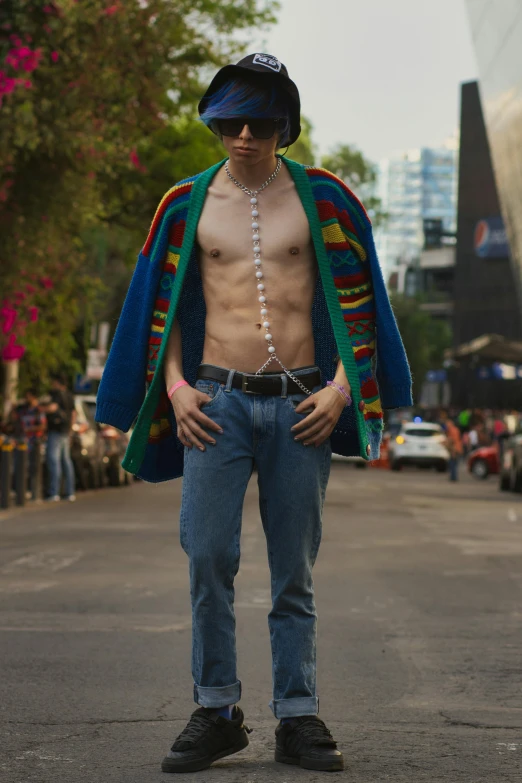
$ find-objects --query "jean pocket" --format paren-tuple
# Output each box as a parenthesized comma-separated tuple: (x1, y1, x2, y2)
(286, 383, 321, 411)
(195, 379, 224, 407)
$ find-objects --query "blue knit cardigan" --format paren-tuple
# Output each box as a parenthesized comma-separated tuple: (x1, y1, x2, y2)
(95, 158, 412, 482)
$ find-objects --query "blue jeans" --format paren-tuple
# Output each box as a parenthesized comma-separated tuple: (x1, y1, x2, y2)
(46, 431, 76, 498)
(449, 456, 459, 481)
(180, 366, 332, 719)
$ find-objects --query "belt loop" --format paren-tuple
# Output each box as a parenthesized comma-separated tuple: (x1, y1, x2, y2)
(225, 368, 236, 393)
(280, 373, 288, 398)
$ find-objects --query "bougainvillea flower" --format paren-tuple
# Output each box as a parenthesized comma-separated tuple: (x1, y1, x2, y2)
(1, 333, 25, 361)
(1, 306, 17, 334)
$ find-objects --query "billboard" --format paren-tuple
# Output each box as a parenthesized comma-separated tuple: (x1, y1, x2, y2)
(474, 216, 509, 259)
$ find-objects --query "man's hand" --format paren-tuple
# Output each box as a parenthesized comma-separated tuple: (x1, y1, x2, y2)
(291, 386, 348, 447)
(170, 385, 223, 451)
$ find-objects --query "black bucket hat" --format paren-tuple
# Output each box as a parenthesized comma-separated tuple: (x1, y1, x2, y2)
(198, 53, 301, 146)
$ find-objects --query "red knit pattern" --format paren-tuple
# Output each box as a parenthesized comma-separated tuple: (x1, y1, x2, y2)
(334, 272, 368, 288)
(316, 200, 337, 222)
(143, 185, 191, 256)
(361, 378, 378, 398)
(169, 220, 186, 248)
(307, 168, 371, 222)
(337, 208, 358, 236)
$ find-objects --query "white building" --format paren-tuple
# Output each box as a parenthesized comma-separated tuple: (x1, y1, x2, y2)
(375, 141, 458, 288)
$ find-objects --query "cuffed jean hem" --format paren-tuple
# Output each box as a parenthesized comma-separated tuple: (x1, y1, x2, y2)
(269, 696, 319, 719)
(194, 680, 242, 708)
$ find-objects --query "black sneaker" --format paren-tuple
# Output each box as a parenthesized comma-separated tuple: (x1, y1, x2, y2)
(161, 706, 251, 773)
(275, 715, 344, 772)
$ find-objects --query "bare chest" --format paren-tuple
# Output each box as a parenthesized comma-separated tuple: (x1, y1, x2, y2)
(197, 180, 314, 273)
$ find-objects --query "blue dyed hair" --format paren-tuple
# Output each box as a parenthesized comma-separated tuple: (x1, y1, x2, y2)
(200, 78, 291, 148)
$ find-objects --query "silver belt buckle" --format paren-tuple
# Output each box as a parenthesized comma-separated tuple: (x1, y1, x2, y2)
(241, 374, 256, 394)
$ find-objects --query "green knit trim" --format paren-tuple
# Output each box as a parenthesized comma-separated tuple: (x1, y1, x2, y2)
(340, 227, 362, 245)
(285, 158, 369, 459)
(123, 159, 226, 473)
(321, 217, 338, 228)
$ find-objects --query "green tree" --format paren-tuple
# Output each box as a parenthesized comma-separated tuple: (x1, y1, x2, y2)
(390, 294, 452, 403)
(320, 143, 386, 226)
(286, 116, 316, 165)
(0, 0, 279, 398)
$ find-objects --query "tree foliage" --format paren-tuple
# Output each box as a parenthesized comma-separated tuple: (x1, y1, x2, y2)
(286, 116, 316, 166)
(0, 0, 279, 393)
(390, 294, 452, 403)
(320, 142, 386, 226)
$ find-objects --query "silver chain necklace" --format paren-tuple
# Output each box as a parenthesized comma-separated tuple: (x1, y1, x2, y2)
(224, 157, 312, 395)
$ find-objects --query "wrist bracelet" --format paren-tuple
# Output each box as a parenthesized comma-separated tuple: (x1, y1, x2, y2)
(326, 381, 352, 406)
(167, 380, 189, 399)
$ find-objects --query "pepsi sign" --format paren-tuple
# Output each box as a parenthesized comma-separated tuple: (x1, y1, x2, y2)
(474, 216, 509, 258)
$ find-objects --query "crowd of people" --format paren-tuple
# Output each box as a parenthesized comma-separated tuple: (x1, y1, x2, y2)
(1, 374, 77, 502)
(424, 407, 520, 482)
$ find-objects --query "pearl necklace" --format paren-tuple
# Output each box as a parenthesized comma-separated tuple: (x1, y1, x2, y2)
(225, 157, 312, 395)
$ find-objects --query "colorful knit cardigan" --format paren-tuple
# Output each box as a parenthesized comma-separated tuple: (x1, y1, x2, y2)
(95, 157, 412, 482)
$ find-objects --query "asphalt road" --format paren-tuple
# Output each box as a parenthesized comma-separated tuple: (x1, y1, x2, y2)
(1, 463, 521, 783)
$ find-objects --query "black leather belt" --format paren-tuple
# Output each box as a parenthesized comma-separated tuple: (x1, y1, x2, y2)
(197, 363, 321, 395)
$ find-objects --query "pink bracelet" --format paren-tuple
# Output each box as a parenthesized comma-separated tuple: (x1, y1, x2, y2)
(326, 381, 352, 406)
(167, 380, 189, 399)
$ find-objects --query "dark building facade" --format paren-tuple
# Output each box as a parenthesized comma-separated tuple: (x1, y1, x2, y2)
(454, 81, 521, 345)
(466, 0, 522, 318)
(451, 82, 522, 408)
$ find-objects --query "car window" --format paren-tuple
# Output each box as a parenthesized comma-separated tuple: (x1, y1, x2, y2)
(404, 427, 441, 437)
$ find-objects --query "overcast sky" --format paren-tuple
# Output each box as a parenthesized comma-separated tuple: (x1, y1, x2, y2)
(251, 0, 479, 162)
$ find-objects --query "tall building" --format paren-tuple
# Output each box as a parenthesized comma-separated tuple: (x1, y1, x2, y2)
(465, 0, 522, 314)
(454, 81, 520, 347)
(375, 144, 458, 287)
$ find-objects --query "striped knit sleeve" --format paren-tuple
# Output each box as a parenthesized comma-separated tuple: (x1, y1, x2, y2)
(329, 175, 413, 408)
(95, 250, 164, 431)
(95, 186, 181, 430)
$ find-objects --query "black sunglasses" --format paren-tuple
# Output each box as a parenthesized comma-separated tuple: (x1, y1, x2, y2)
(211, 117, 284, 140)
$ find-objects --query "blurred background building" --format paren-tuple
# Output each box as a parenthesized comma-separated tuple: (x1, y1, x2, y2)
(447, 1, 522, 408)
(375, 144, 458, 294)
(465, 0, 522, 312)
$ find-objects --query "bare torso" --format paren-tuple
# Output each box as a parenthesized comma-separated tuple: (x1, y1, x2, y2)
(196, 164, 317, 373)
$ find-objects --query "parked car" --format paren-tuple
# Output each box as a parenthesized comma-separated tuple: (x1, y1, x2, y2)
(388, 422, 449, 472)
(70, 395, 106, 489)
(499, 433, 522, 492)
(77, 395, 131, 487)
(468, 444, 500, 479)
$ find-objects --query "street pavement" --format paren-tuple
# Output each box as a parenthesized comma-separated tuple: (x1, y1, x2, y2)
(1, 462, 521, 782)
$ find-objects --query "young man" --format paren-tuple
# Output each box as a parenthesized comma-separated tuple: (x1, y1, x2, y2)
(42, 374, 76, 502)
(96, 54, 412, 773)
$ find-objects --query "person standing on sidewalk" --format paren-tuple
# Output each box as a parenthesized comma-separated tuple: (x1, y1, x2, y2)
(96, 53, 412, 773)
(10, 389, 47, 491)
(440, 409, 463, 481)
(42, 374, 76, 502)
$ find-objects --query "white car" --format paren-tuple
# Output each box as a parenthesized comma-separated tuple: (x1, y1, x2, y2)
(388, 422, 450, 472)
